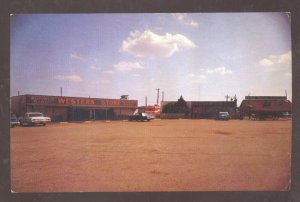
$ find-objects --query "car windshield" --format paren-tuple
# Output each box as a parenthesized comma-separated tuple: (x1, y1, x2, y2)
(28, 113, 43, 117)
(219, 112, 229, 115)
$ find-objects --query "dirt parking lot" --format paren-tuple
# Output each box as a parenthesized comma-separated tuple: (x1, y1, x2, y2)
(10, 119, 291, 192)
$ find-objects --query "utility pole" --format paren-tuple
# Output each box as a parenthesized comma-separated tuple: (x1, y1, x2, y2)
(285, 90, 287, 99)
(162, 91, 164, 102)
(156, 88, 160, 105)
(225, 94, 230, 102)
(145, 96, 148, 106)
(60, 87, 62, 96)
(18, 91, 20, 96)
(106, 108, 107, 120)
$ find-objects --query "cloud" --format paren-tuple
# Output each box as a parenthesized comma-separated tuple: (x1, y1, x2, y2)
(114, 61, 145, 72)
(278, 51, 292, 64)
(188, 66, 232, 85)
(53, 74, 83, 82)
(188, 73, 206, 83)
(259, 51, 291, 72)
(190, 21, 199, 27)
(98, 79, 110, 84)
(173, 13, 199, 27)
(259, 58, 274, 66)
(103, 70, 114, 74)
(134, 87, 147, 92)
(121, 30, 196, 58)
(284, 72, 292, 77)
(90, 65, 101, 70)
(132, 73, 141, 77)
(70, 53, 86, 61)
(206, 66, 233, 75)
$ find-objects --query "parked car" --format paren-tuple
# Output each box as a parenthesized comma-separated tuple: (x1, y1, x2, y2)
(281, 112, 292, 119)
(10, 114, 20, 128)
(217, 112, 231, 120)
(19, 112, 51, 126)
(128, 113, 153, 122)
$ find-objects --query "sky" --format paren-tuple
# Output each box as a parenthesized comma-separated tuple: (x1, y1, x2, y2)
(10, 13, 292, 106)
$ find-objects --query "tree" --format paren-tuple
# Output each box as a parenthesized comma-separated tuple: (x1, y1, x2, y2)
(162, 96, 189, 114)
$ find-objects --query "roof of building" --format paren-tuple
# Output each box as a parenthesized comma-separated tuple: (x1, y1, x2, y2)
(191, 100, 236, 103)
(244, 96, 287, 100)
(11, 94, 137, 101)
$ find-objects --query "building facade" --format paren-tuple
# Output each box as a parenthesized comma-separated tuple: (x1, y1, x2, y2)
(239, 96, 292, 119)
(11, 94, 138, 121)
(138, 105, 161, 117)
(191, 100, 238, 119)
(161, 96, 238, 119)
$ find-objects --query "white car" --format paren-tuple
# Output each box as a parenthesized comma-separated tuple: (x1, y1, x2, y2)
(19, 112, 51, 126)
(10, 114, 20, 128)
(217, 112, 231, 120)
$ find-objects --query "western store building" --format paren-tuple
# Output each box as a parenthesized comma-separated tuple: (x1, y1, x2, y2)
(11, 94, 138, 122)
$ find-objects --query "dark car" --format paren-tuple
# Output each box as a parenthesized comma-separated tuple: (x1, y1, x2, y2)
(10, 114, 20, 128)
(217, 112, 231, 120)
(128, 113, 153, 122)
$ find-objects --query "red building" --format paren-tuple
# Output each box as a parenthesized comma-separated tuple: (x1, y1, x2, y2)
(11, 94, 138, 121)
(239, 96, 292, 119)
(161, 96, 238, 119)
(191, 100, 238, 119)
(138, 105, 161, 117)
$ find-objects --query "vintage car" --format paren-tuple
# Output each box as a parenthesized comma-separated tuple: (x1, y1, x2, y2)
(10, 114, 20, 128)
(128, 113, 153, 122)
(19, 112, 51, 126)
(217, 112, 231, 120)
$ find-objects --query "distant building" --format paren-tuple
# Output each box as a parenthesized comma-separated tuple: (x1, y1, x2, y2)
(191, 100, 238, 119)
(161, 96, 238, 119)
(138, 105, 161, 117)
(11, 94, 138, 122)
(239, 96, 292, 119)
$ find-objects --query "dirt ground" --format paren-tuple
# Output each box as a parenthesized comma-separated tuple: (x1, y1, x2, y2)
(10, 119, 291, 192)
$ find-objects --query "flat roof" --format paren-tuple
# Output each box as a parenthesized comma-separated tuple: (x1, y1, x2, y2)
(245, 96, 287, 100)
(11, 94, 137, 101)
